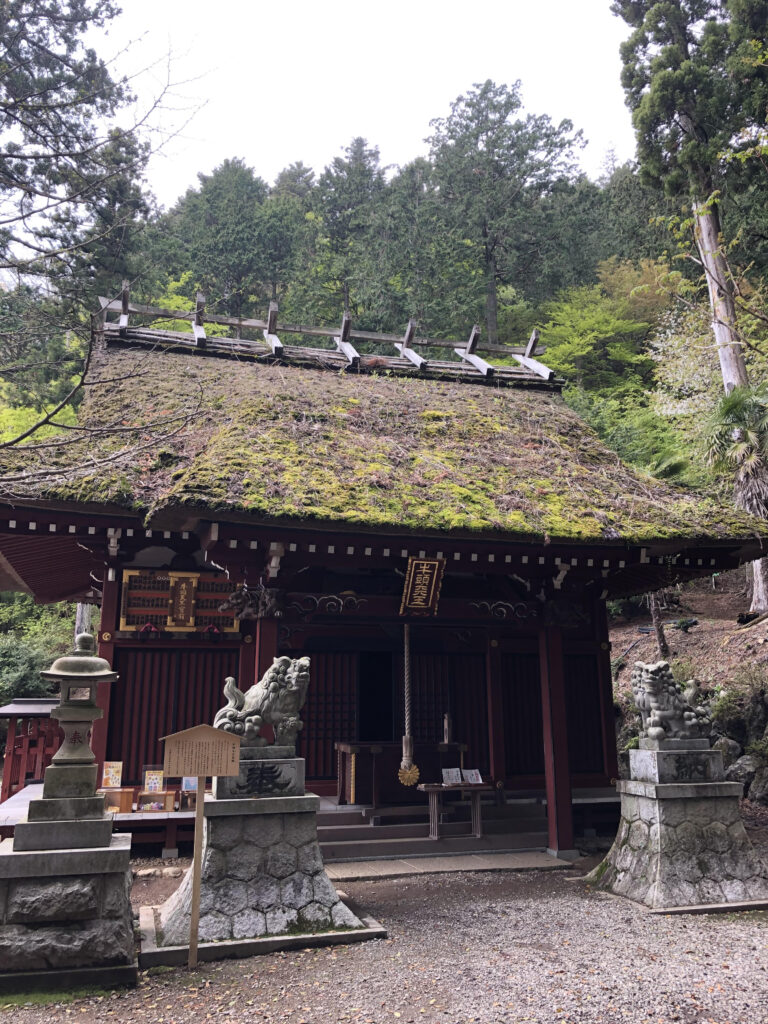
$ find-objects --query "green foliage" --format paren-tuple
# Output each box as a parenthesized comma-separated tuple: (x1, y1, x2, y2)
(144, 274, 229, 336)
(0, 287, 86, 411)
(746, 734, 768, 765)
(304, 137, 386, 319)
(0, 403, 78, 443)
(0, 0, 154, 322)
(539, 285, 653, 394)
(705, 382, 768, 515)
(612, 0, 768, 197)
(670, 658, 697, 685)
(428, 79, 583, 342)
(710, 662, 768, 733)
(0, 593, 75, 706)
(161, 159, 269, 318)
(565, 387, 698, 484)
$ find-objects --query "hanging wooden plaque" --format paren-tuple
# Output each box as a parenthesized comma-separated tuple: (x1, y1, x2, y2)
(399, 557, 446, 616)
(119, 569, 239, 632)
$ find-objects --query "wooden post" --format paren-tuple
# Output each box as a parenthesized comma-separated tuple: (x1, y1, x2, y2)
(119, 280, 130, 333)
(93, 571, 120, 767)
(238, 631, 258, 691)
(524, 328, 539, 357)
(335, 312, 360, 366)
(193, 293, 207, 348)
(538, 624, 575, 856)
(188, 773, 205, 969)
(649, 591, 670, 659)
(596, 601, 619, 781)
(485, 634, 506, 784)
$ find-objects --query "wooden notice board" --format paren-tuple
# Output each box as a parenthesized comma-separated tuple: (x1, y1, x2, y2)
(161, 724, 241, 778)
(160, 724, 241, 969)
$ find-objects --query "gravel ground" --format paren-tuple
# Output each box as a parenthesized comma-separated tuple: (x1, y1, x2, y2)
(3, 867, 768, 1024)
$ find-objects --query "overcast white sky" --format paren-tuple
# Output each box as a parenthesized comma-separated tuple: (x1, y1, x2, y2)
(100, 0, 637, 210)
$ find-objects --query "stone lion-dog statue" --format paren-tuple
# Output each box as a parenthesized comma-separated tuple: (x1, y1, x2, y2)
(213, 655, 310, 751)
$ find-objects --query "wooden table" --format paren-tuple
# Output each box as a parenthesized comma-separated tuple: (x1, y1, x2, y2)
(335, 741, 467, 807)
(417, 783, 494, 839)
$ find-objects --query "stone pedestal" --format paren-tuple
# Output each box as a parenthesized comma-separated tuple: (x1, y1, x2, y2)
(212, 747, 305, 799)
(156, 793, 361, 945)
(0, 835, 136, 990)
(590, 738, 768, 908)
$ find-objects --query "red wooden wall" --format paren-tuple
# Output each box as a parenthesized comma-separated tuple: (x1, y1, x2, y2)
(107, 646, 239, 784)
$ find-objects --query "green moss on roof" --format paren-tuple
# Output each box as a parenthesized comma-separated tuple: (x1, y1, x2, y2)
(4, 346, 764, 544)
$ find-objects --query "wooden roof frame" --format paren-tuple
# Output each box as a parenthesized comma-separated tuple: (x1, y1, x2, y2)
(97, 286, 560, 390)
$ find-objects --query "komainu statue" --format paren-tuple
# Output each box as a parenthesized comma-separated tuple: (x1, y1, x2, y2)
(213, 656, 310, 751)
(631, 660, 710, 740)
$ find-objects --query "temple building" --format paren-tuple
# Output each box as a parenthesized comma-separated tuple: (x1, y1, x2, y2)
(0, 295, 764, 855)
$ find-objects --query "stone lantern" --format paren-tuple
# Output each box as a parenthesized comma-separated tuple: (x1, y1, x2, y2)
(13, 633, 119, 852)
(0, 635, 136, 987)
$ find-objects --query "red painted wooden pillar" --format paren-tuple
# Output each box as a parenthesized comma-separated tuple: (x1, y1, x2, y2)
(538, 623, 575, 855)
(1, 717, 17, 801)
(238, 630, 258, 691)
(94, 570, 120, 768)
(254, 618, 280, 745)
(256, 618, 279, 677)
(596, 600, 619, 781)
(485, 634, 506, 784)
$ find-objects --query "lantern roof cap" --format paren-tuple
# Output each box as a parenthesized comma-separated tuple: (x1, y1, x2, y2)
(41, 633, 117, 682)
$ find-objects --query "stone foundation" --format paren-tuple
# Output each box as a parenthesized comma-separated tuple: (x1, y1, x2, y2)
(157, 796, 361, 945)
(0, 835, 135, 972)
(590, 741, 768, 908)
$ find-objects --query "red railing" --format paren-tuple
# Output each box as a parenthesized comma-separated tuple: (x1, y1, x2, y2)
(1, 715, 61, 802)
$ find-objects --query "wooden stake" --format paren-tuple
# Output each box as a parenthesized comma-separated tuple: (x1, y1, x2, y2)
(188, 775, 205, 969)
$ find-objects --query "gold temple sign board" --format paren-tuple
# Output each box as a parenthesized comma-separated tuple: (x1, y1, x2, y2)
(161, 724, 241, 778)
(399, 557, 446, 616)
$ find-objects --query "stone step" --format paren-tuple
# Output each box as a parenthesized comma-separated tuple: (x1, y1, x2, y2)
(320, 830, 548, 862)
(316, 810, 369, 827)
(318, 814, 548, 842)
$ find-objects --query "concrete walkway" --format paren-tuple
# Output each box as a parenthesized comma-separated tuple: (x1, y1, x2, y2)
(325, 849, 571, 881)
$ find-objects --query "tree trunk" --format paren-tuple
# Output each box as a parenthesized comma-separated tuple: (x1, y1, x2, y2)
(75, 601, 93, 638)
(649, 592, 670, 661)
(694, 199, 768, 610)
(693, 199, 749, 393)
(751, 559, 768, 615)
(485, 252, 498, 346)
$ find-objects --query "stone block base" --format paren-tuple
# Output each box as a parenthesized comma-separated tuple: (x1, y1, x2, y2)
(157, 802, 362, 946)
(0, 834, 134, 975)
(140, 905, 386, 967)
(589, 781, 768, 908)
(0, 962, 137, 995)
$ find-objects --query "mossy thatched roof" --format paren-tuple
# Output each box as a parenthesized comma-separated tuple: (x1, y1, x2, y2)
(4, 345, 764, 546)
